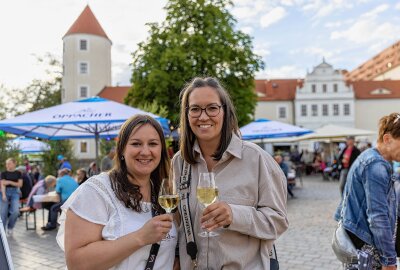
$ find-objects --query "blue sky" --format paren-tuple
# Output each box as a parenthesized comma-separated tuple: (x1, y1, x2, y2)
(0, 0, 399, 89)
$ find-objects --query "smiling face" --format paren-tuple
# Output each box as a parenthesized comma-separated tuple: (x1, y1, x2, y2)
(123, 123, 162, 182)
(188, 86, 224, 146)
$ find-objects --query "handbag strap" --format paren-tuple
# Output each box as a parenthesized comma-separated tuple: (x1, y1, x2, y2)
(179, 159, 198, 268)
(144, 183, 161, 270)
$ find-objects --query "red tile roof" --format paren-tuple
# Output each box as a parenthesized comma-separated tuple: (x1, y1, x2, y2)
(346, 40, 400, 81)
(64, 5, 111, 41)
(350, 80, 400, 99)
(98, 86, 130, 103)
(255, 79, 303, 101)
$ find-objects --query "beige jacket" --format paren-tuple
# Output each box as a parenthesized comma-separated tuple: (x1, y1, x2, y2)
(172, 134, 289, 270)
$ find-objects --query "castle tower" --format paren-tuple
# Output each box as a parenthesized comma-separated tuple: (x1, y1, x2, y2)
(62, 5, 112, 161)
(62, 5, 112, 103)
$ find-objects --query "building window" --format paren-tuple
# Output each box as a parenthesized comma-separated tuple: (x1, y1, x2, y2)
(301, 105, 307, 116)
(80, 141, 88, 153)
(80, 39, 88, 51)
(79, 86, 89, 98)
(79, 62, 88, 74)
(311, 104, 318, 116)
(322, 104, 328, 116)
(278, 107, 287, 119)
(311, 84, 316, 93)
(333, 84, 338, 92)
(344, 104, 350, 116)
(322, 84, 327, 93)
(333, 104, 339, 116)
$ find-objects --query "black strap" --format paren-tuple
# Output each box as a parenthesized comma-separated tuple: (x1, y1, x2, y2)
(144, 183, 161, 270)
(179, 160, 198, 267)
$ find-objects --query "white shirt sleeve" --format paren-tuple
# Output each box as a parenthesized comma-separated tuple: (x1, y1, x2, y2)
(56, 180, 112, 250)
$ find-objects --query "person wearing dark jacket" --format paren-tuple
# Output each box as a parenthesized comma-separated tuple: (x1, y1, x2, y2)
(338, 136, 361, 196)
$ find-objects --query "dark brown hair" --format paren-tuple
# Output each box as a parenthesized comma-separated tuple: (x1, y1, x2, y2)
(179, 77, 240, 164)
(109, 114, 170, 212)
(378, 112, 400, 143)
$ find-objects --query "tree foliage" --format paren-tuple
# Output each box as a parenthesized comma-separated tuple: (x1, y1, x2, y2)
(0, 53, 71, 175)
(126, 0, 264, 126)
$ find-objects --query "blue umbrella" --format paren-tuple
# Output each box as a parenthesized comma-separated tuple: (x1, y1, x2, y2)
(240, 119, 312, 140)
(0, 97, 170, 160)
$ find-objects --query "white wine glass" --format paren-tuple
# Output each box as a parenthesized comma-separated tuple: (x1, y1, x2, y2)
(158, 177, 179, 240)
(197, 172, 219, 237)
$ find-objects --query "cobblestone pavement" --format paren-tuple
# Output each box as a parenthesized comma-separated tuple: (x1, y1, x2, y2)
(5, 175, 343, 269)
(276, 175, 342, 270)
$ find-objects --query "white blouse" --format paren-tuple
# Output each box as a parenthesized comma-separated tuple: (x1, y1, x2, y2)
(57, 173, 177, 270)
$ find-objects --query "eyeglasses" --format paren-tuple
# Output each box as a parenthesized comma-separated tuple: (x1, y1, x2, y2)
(187, 104, 223, 118)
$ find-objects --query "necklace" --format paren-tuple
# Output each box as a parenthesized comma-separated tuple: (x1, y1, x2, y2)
(142, 202, 151, 213)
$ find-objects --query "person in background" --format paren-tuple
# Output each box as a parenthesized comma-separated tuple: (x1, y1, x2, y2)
(338, 136, 361, 196)
(23, 158, 31, 173)
(30, 165, 41, 185)
(334, 112, 400, 270)
(76, 168, 88, 185)
(101, 146, 115, 172)
(274, 154, 295, 199)
(173, 77, 288, 269)
(87, 162, 99, 177)
(57, 114, 177, 270)
(16, 165, 33, 201)
(20, 175, 57, 212)
(0, 158, 23, 236)
(41, 168, 78, 231)
(57, 155, 72, 173)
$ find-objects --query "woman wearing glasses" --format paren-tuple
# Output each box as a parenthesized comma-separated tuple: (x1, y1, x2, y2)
(334, 113, 400, 270)
(172, 77, 288, 269)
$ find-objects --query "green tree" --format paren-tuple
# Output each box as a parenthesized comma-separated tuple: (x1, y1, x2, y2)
(41, 140, 75, 176)
(0, 53, 61, 118)
(0, 136, 20, 172)
(126, 0, 264, 126)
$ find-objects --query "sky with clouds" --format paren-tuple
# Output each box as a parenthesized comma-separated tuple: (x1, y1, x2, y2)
(0, 0, 399, 89)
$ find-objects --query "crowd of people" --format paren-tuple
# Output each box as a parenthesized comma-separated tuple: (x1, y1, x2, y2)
(1, 76, 400, 270)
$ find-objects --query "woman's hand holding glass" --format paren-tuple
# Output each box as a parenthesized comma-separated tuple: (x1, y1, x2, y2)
(197, 172, 220, 237)
(158, 177, 179, 239)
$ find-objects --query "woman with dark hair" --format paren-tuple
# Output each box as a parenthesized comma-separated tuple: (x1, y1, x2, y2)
(173, 77, 288, 269)
(334, 112, 400, 270)
(75, 168, 88, 185)
(57, 114, 177, 270)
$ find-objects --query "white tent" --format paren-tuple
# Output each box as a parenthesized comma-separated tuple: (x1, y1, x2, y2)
(295, 124, 376, 141)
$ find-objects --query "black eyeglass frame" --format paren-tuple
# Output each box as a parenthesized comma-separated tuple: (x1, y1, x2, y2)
(186, 104, 224, 118)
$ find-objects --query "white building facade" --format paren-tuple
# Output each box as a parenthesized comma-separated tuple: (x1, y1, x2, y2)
(295, 60, 355, 129)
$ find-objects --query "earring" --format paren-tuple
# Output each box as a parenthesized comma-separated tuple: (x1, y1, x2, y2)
(121, 156, 125, 160)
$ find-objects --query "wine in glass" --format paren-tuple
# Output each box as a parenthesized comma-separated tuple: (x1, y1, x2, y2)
(197, 172, 219, 237)
(158, 177, 179, 240)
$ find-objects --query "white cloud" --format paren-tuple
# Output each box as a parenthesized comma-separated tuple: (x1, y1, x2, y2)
(396, 2, 400, 10)
(256, 65, 305, 79)
(331, 19, 399, 44)
(363, 4, 389, 17)
(303, 0, 353, 19)
(291, 47, 338, 59)
(240, 26, 254, 34)
(260, 7, 287, 28)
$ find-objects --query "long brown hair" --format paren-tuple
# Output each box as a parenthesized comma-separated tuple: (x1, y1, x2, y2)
(109, 114, 170, 212)
(179, 77, 240, 164)
(378, 112, 400, 143)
